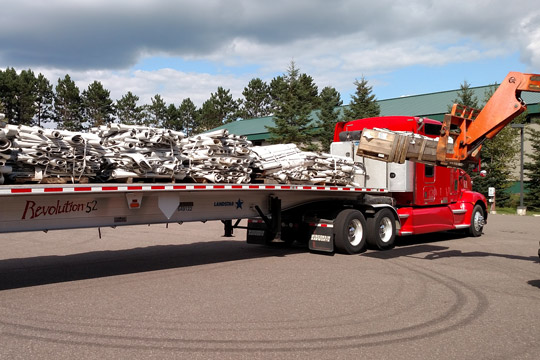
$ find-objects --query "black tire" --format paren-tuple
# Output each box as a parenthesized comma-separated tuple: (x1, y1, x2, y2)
(366, 208, 396, 250)
(468, 204, 485, 237)
(334, 209, 367, 254)
(279, 225, 297, 245)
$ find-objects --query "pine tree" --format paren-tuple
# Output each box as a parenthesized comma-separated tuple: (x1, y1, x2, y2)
(16, 69, 38, 126)
(241, 78, 272, 118)
(266, 62, 319, 147)
(164, 103, 182, 131)
(145, 94, 167, 126)
(0, 68, 38, 125)
(449, 80, 479, 111)
(116, 91, 144, 125)
(0, 68, 18, 124)
(35, 73, 54, 127)
(211, 86, 240, 124)
(343, 77, 380, 121)
(178, 98, 198, 136)
(316, 86, 343, 152)
(54, 75, 83, 131)
(524, 126, 540, 210)
(198, 98, 221, 132)
(82, 81, 115, 128)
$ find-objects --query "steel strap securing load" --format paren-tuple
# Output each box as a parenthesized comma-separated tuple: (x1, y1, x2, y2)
(0, 119, 364, 186)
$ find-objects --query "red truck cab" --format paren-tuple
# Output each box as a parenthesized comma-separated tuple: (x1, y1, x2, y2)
(334, 116, 488, 236)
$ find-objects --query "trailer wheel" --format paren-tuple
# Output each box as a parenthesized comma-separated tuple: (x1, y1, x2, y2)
(334, 209, 367, 254)
(468, 204, 485, 237)
(367, 208, 396, 250)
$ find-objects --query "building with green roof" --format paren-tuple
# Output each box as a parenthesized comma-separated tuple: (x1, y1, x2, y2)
(209, 85, 540, 145)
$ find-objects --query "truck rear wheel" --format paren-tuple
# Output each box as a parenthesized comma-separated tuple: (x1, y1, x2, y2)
(334, 209, 367, 254)
(468, 204, 485, 237)
(367, 208, 396, 250)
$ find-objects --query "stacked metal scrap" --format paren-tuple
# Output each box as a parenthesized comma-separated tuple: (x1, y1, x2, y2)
(92, 123, 188, 181)
(1, 124, 104, 183)
(0, 119, 363, 186)
(251, 144, 363, 186)
(182, 129, 253, 184)
(0, 122, 255, 184)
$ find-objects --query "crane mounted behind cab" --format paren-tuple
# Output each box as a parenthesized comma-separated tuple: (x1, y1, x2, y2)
(352, 72, 540, 167)
(437, 72, 540, 164)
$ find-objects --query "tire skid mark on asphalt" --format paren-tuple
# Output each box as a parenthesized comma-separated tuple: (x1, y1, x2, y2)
(0, 259, 434, 334)
(428, 248, 540, 301)
(0, 258, 417, 332)
(0, 257, 489, 352)
(0, 278, 414, 334)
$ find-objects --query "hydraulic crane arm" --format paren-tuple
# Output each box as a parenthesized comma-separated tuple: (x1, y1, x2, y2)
(437, 72, 540, 164)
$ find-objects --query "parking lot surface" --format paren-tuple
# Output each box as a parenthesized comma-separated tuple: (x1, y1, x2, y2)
(0, 214, 539, 359)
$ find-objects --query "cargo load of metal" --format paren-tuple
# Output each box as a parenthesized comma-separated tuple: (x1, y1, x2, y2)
(0, 118, 364, 186)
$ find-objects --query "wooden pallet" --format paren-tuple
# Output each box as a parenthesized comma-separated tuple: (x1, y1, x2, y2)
(356, 128, 437, 165)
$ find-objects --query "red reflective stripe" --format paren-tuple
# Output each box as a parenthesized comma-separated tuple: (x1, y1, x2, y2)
(317, 186, 325, 190)
(11, 188, 32, 193)
(265, 185, 275, 189)
(127, 186, 143, 190)
(44, 187, 63, 192)
(74, 187, 92, 192)
(213, 185, 225, 189)
(302, 186, 312, 190)
(194, 185, 206, 189)
(231, 185, 242, 189)
(330, 187, 338, 191)
(151, 185, 165, 190)
(102, 186, 118, 191)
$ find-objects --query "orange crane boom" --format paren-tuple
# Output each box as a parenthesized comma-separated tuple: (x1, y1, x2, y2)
(437, 72, 540, 164)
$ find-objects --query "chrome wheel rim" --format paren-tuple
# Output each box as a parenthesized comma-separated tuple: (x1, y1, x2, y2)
(348, 219, 363, 246)
(379, 217, 393, 243)
(473, 211, 484, 232)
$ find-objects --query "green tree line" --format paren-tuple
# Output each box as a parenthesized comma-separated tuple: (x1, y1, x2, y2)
(0, 62, 379, 150)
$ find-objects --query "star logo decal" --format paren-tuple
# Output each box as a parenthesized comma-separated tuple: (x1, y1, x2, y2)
(236, 198, 244, 209)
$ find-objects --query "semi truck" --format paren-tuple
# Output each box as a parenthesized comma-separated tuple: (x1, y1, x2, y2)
(0, 71, 538, 255)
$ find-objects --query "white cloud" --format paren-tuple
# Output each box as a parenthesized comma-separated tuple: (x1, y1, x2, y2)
(34, 67, 249, 107)
(518, 13, 540, 69)
(2, 0, 540, 107)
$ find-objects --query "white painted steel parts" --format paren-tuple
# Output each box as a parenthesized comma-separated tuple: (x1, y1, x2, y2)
(0, 120, 363, 186)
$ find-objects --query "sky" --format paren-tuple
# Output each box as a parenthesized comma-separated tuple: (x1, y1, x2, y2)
(1, 0, 539, 108)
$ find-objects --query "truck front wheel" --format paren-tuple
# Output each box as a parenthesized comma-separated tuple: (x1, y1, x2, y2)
(468, 204, 485, 237)
(334, 209, 367, 254)
(367, 208, 396, 250)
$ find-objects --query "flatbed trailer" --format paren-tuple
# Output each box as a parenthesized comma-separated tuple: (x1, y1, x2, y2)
(0, 182, 398, 254)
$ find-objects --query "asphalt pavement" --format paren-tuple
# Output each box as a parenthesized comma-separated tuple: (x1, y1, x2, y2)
(0, 214, 539, 359)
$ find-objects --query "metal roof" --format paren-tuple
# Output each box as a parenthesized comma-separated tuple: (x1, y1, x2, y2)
(209, 85, 540, 140)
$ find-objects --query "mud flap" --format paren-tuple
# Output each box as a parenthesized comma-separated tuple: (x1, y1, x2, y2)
(308, 220, 334, 253)
(246, 219, 276, 244)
